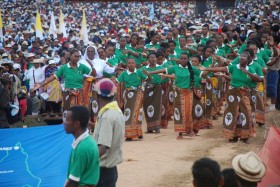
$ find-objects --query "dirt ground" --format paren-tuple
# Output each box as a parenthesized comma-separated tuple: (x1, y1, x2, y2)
(117, 110, 280, 187)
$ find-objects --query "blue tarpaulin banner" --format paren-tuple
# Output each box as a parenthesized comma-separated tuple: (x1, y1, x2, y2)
(0, 125, 73, 187)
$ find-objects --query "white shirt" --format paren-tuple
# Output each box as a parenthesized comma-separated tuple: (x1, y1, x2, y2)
(24, 65, 47, 89)
(79, 58, 115, 78)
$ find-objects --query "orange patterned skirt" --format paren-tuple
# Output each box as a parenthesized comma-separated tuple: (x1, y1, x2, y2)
(222, 87, 252, 140)
(173, 87, 193, 133)
(123, 89, 143, 139)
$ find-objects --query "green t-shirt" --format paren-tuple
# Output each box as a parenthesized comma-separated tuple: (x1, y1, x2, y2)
(186, 45, 197, 58)
(174, 46, 189, 57)
(202, 56, 215, 77)
(248, 62, 264, 88)
(114, 47, 128, 64)
(227, 64, 256, 88)
(144, 42, 160, 53)
(216, 47, 226, 58)
(140, 65, 167, 84)
(253, 57, 267, 68)
(263, 44, 272, 57)
(238, 43, 247, 54)
(166, 64, 201, 89)
(116, 69, 148, 88)
(257, 50, 269, 63)
(55, 63, 91, 89)
(168, 51, 179, 65)
(200, 36, 210, 45)
(238, 45, 270, 63)
(231, 57, 265, 76)
(225, 40, 238, 54)
(107, 55, 120, 67)
(173, 36, 180, 47)
(161, 59, 176, 68)
(125, 44, 143, 66)
(194, 75, 202, 88)
(201, 56, 213, 68)
(67, 136, 100, 186)
(28, 63, 33, 69)
(230, 56, 240, 65)
(261, 48, 272, 57)
(103, 56, 119, 78)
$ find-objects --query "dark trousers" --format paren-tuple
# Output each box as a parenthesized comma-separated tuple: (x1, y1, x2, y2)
(46, 101, 61, 113)
(96, 167, 118, 187)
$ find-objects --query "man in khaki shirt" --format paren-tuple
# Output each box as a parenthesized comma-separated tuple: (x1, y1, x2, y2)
(92, 78, 125, 187)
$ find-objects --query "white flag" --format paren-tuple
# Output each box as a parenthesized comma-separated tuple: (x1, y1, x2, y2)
(49, 11, 57, 38)
(58, 10, 68, 38)
(80, 10, 89, 45)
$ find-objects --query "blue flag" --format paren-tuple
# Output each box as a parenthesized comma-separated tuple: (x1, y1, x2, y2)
(0, 125, 73, 187)
(149, 3, 155, 20)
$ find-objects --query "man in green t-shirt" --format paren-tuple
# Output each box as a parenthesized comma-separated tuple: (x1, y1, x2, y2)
(64, 106, 100, 187)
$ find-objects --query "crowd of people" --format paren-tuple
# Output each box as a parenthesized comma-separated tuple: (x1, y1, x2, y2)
(1, 0, 280, 144)
(0, 0, 278, 186)
(0, 1, 280, 142)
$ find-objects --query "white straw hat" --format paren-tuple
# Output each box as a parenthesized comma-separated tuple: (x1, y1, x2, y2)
(232, 151, 266, 182)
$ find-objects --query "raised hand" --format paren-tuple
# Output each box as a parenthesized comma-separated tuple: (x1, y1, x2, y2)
(31, 83, 41, 92)
(267, 36, 274, 47)
(122, 50, 130, 54)
(198, 66, 206, 71)
(142, 69, 149, 76)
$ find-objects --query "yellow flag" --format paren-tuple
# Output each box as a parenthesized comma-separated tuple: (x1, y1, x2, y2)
(0, 9, 3, 42)
(35, 10, 44, 40)
(0, 10, 2, 28)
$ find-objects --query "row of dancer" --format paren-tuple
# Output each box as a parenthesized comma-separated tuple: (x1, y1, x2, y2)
(32, 33, 279, 142)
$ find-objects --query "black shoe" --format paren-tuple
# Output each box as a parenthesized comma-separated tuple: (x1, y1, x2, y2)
(125, 138, 132, 141)
(257, 122, 265, 127)
(145, 130, 153, 134)
(138, 136, 143, 139)
(229, 137, 238, 143)
(240, 138, 249, 144)
(213, 115, 219, 120)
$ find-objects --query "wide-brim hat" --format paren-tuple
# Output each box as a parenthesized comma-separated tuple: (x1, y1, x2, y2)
(1, 60, 13, 66)
(13, 63, 21, 70)
(31, 58, 44, 64)
(48, 60, 56, 65)
(2, 53, 8, 58)
(232, 151, 266, 182)
(27, 53, 35, 58)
